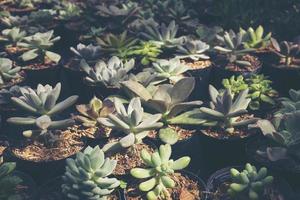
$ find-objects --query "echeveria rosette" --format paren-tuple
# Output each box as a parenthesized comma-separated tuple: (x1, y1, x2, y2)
(130, 144, 190, 200)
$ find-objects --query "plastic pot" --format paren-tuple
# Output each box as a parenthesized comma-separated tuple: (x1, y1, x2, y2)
(38, 176, 122, 200)
(206, 166, 296, 200)
(122, 170, 207, 200)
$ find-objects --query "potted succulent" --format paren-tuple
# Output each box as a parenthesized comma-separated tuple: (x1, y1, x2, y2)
(98, 97, 162, 176)
(39, 146, 121, 200)
(0, 57, 26, 90)
(5, 83, 84, 180)
(80, 56, 135, 100)
(0, 160, 38, 200)
(16, 30, 61, 86)
(175, 39, 213, 99)
(0, 27, 27, 57)
(73, 96, 115, 146)
(213, 30, 261, 87)
(125, 144, 206, 200)
(206, 163, 293, 200)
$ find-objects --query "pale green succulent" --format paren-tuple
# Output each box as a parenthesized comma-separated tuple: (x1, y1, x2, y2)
(240, 25, 272, 49)
(228, 163, 273, 200)
(57, 2, 82, 21)
(128, 41, 162, 65)
(9, 83, 78, 116)
(0, 27, 27, 47)
(141, 20, 186, 48)
(81, 56, 135, 88)
(130, 144, 190, 200)
(0, 58, 21, 85)
(62, 146, 120, 200)
(199, 85, 258, 134)
(17, 30, 61, 63)
(98, 97, 163, 151)
(175, 40, 210, 61)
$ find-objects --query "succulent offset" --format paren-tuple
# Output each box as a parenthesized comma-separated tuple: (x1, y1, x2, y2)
(130, 144, 190, 200)
(240, 25, 272, 49)
(17, 30, 61, 63)
(0, 162, 23, 200)
(228, 163, 273, 200)
(175, 39, 210, 61)
(81, 56, 135, 88)
(128, 41, 162, 65)
(200, 85, 258, 134)
(62, 146, 120, 200)
(0, 58, 22, 85)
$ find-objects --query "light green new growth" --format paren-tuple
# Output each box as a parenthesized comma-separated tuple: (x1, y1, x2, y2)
(0, 58, 21, 85)
(241, 25, 272, 49)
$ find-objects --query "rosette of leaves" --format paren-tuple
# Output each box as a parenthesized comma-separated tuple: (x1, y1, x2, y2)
(0, 58, 22, 85)
(0, 161, 23, 200)
(196, 24, 223, 45)
(80, 56, 135, 89)
(98, 97, 163, 152)
(57, 1, 82, 21)
(17, 30, 61, 63)
(122, 78, 204, 144)
(62, 146, 120, 200)
(140, 20, 186, 48)
(257, 111, 300, 164)
(96, 31, 138, 59)
(240, 25, 272, 49)
(222, 75, 248, 95)
(0, 27, 27, 47)
(275, 89, 300, 117)
(28, 9, 57, 25)
(130, 144, 190, 200)
(228, 163, 273, 200)
(175, 39, 210, 61)
(128, 41, 162, 65)
(145, 58, 190, 84)
(270, 39, 300, 68)
(199, 85, 259, 134)
(70, 43, 102, 64)
(79, 26, 106, 42)
(9, 82, 78, 116)
(214, 30, 255, 67)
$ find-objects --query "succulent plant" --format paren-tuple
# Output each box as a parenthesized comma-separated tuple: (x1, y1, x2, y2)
(270, 39, 300, 68)
(214, 30, 255, 67)
(228, 163, 273, 200)
(70, 43, 102, 63)
(0, 161, 23, 200)
(17, 30, 61, 63)
(240, 25, 272, 49)
(96, 31, 138, 59)
(0, 58, 21, 85)
(96, 2, 139, 18)
(175, 39, 210, 61)
(130, 144, 190, 200)
(98, 97, 163, 149)
(196, 25, 223, 45)
(0, 27, 27, 47)
(80, 56, 135, 88)
(57, 2, 82, 21)
(28, 9, 56, 25)
(275, 89, 300, 116)
(145, 58, 190, 84)
(222, 75, 278, 110)
(257, 111, 300, 162)
(62, 146, 120, 200)
(128, 41, 162, 65)
(79, 26, 106, 42)
(74, 97, 114, 128)
(141, 20, 186, 48)
(200, 85, 258, 134)
(0, 85, 24, 106)
(9, 83, 78, 116)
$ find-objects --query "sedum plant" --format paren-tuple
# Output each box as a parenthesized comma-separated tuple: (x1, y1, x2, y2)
(257, 111, 300, 163)
(175, 39, 210, 61)
(98, 97, 163, 151)
(146, 58, 190, 84)
(9, 82, 78, 116)
(240, 25, 272, 49)
(0, 161, 23, 200)
(0, 58, 22, 85)
(228, 163, 273, 200)
(17, 30, 61, 63)
(128, 41, 162, 65)
(130, 144, 190, 200)
(141, 20, 186, 48)
(0, 27, 27, 47)
(214, 30, 255, 67)
(270, 39, 300, 68)
(199, 85, 258, 134)
(62, 146, 120, 200)
(80, 56, 135, 88)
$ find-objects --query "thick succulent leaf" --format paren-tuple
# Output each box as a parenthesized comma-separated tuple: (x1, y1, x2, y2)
(130, 168, 155, 179)
(200, 107, 224, 118)
(139, 178, 157, 192)
(161, 176, 175, 188)
(170, 78, 195, 103)
(168, 101, 202, 118)
(11, 97, 38, 113)
(121, 80, 152, 101)
(45, 51, 61, 63)
(167, 109, 207, 125)
(171, 157, 190, 170)
(47, 95, 78, 115)
(159, 128, 179, 145)
(159, 144, 172, 162)
(209, 85, 219, 103)
(49, 119, 75, 130)
(7, 117, 36, 125)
